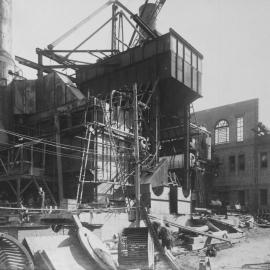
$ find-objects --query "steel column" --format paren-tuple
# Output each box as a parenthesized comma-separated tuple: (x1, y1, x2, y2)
(54, 114, 64, 202)
(133, 83, 141, 227)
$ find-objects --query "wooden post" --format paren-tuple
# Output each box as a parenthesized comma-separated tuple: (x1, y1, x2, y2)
(20, 145, 23, 174)
(183, 104, 190, 198)
(42, 144, 46, 170)
(155, 85, 160, 164)
(54, 114, 64, 202)
(133, 83, 141, 227)
(31, 145, 34, 175)
(16, 178, 21, 206)
(254, 132, 259, 212)
(7, 149, 10, 174)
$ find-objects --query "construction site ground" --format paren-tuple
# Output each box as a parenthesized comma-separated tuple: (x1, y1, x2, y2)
(174, 227, 270, 270)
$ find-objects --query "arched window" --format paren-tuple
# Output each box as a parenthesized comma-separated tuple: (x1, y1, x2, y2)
(215, 120, 229, 144)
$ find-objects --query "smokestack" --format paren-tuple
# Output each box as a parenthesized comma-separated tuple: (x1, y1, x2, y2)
(139, 2, 158, 36)
(0, 0, 14, 144)
(0, 0, 14, 83)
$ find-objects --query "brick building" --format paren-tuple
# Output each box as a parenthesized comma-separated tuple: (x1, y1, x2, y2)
(195, 98, 270, 211)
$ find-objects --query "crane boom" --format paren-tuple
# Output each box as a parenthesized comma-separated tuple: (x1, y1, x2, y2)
(47, 0, 114, 50)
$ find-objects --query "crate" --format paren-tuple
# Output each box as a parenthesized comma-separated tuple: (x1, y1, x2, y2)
(118, 227, 154, 270)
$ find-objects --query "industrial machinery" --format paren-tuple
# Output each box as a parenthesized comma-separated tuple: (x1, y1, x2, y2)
(0, 0, 210, 215)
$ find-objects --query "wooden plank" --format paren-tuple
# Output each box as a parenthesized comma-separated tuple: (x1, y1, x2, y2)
(208, 218, 243, 233)
(148, 215, 232, 244)
(206, 221, 221, 232)
(142, 208, 181, 270)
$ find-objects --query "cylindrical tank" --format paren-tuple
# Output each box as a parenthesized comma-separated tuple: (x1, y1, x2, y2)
(139, 2, 157, 38)
(0, 0, 14, 144)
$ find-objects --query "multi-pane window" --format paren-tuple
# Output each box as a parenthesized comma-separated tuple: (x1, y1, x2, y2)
(260, 189, 268, 205)
(229, 155, 236, 172)
(237, 117, 244, 142)
(261, 152, 268, 168)
(238, 154, 245, 171)
(215, 120, 229, 144)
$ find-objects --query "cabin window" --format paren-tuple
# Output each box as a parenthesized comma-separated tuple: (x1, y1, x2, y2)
(192, 53, 197, 68)
(170, 36, 177, 52)
(184, 47, 191, 64)
(198, 58, 202, 72)
(178, 41, 183, 58)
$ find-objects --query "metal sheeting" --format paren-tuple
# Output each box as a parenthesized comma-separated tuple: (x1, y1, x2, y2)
(24, 234, 96, 270)
(37, 72, 85, 112)
(12, 80, 36, 114)
(140, 158, 169, 187)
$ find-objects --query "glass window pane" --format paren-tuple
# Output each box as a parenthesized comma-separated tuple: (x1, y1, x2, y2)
(198, 58, 202, 72)
(170, 36, 177, 52)
(192, 53, 197, 68)
(237, 117, 244, 142)
(184, 62, 192, 87)
(178, 41, 183, 58)
(198, 72, 202, 95)
(192, 68, 197, 91)
(177, 56, 183, 82)
(184, 47, 191, 64)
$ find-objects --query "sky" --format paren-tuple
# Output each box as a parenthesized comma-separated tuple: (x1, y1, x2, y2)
(12, 0, 270, 126)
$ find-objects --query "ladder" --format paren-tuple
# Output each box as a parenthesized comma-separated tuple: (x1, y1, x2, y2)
(98, 100, 127, 196)
(76, 124, 93, 205)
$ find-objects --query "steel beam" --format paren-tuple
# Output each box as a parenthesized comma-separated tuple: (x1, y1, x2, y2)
(48, 0, 114, 49)
(65, 14, 118, 59)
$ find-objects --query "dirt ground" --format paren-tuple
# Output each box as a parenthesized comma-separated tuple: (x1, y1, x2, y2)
(175, 227, 270, 270)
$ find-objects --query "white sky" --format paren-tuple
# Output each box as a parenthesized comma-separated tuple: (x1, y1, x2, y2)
(12, 0, 270, 126)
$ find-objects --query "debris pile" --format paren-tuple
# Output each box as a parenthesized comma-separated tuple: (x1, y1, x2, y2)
(149, 211, 249, 261)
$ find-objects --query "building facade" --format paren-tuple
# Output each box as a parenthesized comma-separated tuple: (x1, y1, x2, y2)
(195, 99, 270, 211)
